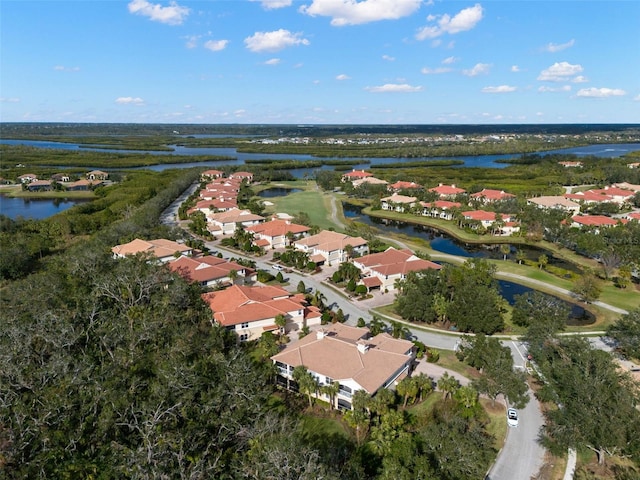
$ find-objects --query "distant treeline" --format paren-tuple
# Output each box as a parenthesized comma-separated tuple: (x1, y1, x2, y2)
(370, 160, 465, 168)
(2, 121, 639, 138)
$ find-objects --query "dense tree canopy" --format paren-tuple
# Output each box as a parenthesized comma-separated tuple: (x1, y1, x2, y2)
(532, 337, 640, 466)
(606, 308, 640, 361)
(395, 259, 505, 334)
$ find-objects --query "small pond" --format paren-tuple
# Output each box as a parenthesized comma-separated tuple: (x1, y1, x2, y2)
(498, 280, 594, 325)
(257, 188, 303, 198)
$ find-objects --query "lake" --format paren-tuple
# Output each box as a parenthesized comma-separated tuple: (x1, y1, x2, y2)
(0, 194, 87, 220)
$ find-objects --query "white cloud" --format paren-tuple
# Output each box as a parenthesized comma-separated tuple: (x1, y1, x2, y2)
(127, 0, 190, 25)
(53, 65, 80, 72)
(184, 35, 199, 49)
(250, 0, 293, 9)
(264, 58, 281, 65)
(421, 67, 451, 74)
(635, 94, 640, 102)
(462, 63, 491, 76)
(481, 85, 517, 93)
(365, 83, 423, 93)
(538, 85, 572, 92)
(511, 65, 520, 72)
(543, 39, 575, 53)
(576, 87, 626, 98)
(0, 97, 20, 103)
(244, 29, 310, 53)
(299, 0, 422, 26)
(204, 39, 229, 52)
(115, 97, 145, 105)
(416, 4, 483, 40)
(442, 56, 458, 64)
(537, 61, 583, 82)
(382, 54, 395, 61)
(572, 75, 588, 83)
(336, 74, 351, 80)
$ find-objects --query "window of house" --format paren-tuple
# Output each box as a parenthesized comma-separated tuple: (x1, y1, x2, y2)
(240, 333, 248, 341)
(240, 322, 249, 329)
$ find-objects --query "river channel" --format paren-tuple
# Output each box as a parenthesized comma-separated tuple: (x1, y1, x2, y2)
(2, 139, 639, 175)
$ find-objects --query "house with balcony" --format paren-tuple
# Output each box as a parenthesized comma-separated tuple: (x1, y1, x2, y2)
(352, 247, 441, 293)
(229, 171, 254, 183)
(190, 198, 238, 215)
(388, 181, 422, 192)
(202, 285, 321, 342)
(341, 169, 373, 183)
(86, 170, 109, 181)
(245, 218, 310, 250)
(352, 176, 389, 188)
(461, 210, 520, 235)
(564, 190, 615, 205)
(428, 183, 466, 199)
(168, 255, 254, 288)
(18, 173, 38, 184)
(111, 238, 193, 262)
(527, 195, 581, 214)
(206, 209, 265, 236)
(201, 169, 225, 181)
(380, 193, 417, 213)
(272, 323, 415, 410)
(26, 180, 52, 192)
(469, 189, 516, 204)
(571, 215, 624, 232)
(588, 186, 635, 205)
(293, 230, 368, 266)
(420, 200, 462, 220)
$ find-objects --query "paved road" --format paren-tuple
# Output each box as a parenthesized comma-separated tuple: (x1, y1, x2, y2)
(162, 187, 616, 480)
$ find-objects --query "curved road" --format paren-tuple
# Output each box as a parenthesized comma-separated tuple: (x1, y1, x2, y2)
(162, 184, 623, 480)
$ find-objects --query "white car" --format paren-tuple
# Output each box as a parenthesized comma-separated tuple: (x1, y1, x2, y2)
(272, 264, 284, 271)
(507, 408, 519, 427)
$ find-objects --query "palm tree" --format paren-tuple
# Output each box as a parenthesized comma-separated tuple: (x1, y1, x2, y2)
(228, 269, 238, 284)
(293, 366, 317, 408)
(454, 385, 478, 410)
(538, 254, 548, 270)
(389, 320, 411, 340)
(275, 313, 287, 335)
(413, 373, 433, 402)
(311, 289, 326, 309)
(322, 381, 340, 410)
(500, 243, 510, 261)
(437, 372, 461, 401)
(515, 249, 526, 265)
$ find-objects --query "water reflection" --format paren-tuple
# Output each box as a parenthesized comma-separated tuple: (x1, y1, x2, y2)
(0, 195, 88, 220)
(498, 280, 594, 325)
(343, 202, 576, 269)
(257, 188, 303, 198)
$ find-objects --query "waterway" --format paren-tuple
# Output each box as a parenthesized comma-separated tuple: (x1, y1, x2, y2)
(2, 139, 639, 174)
(343, 203, 578, 271)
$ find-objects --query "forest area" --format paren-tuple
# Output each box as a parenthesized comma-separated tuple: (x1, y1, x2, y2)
(2, 124, 640, 478)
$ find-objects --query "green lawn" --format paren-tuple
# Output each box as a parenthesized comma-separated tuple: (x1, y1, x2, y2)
(259, 182, 339, 231)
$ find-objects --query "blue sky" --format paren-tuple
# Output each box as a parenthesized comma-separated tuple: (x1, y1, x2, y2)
(1, 0, 639, 125)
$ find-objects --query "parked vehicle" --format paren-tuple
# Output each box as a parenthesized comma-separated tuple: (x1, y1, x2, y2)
(507, 408, 519, 427)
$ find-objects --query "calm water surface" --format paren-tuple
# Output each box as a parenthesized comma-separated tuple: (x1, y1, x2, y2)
(0, 195, 87, 220)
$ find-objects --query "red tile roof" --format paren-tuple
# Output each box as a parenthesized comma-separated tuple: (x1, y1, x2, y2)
(428, 184, 466, 196)
(571, 215, 621, 227)
(470, 189, 515, 201)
